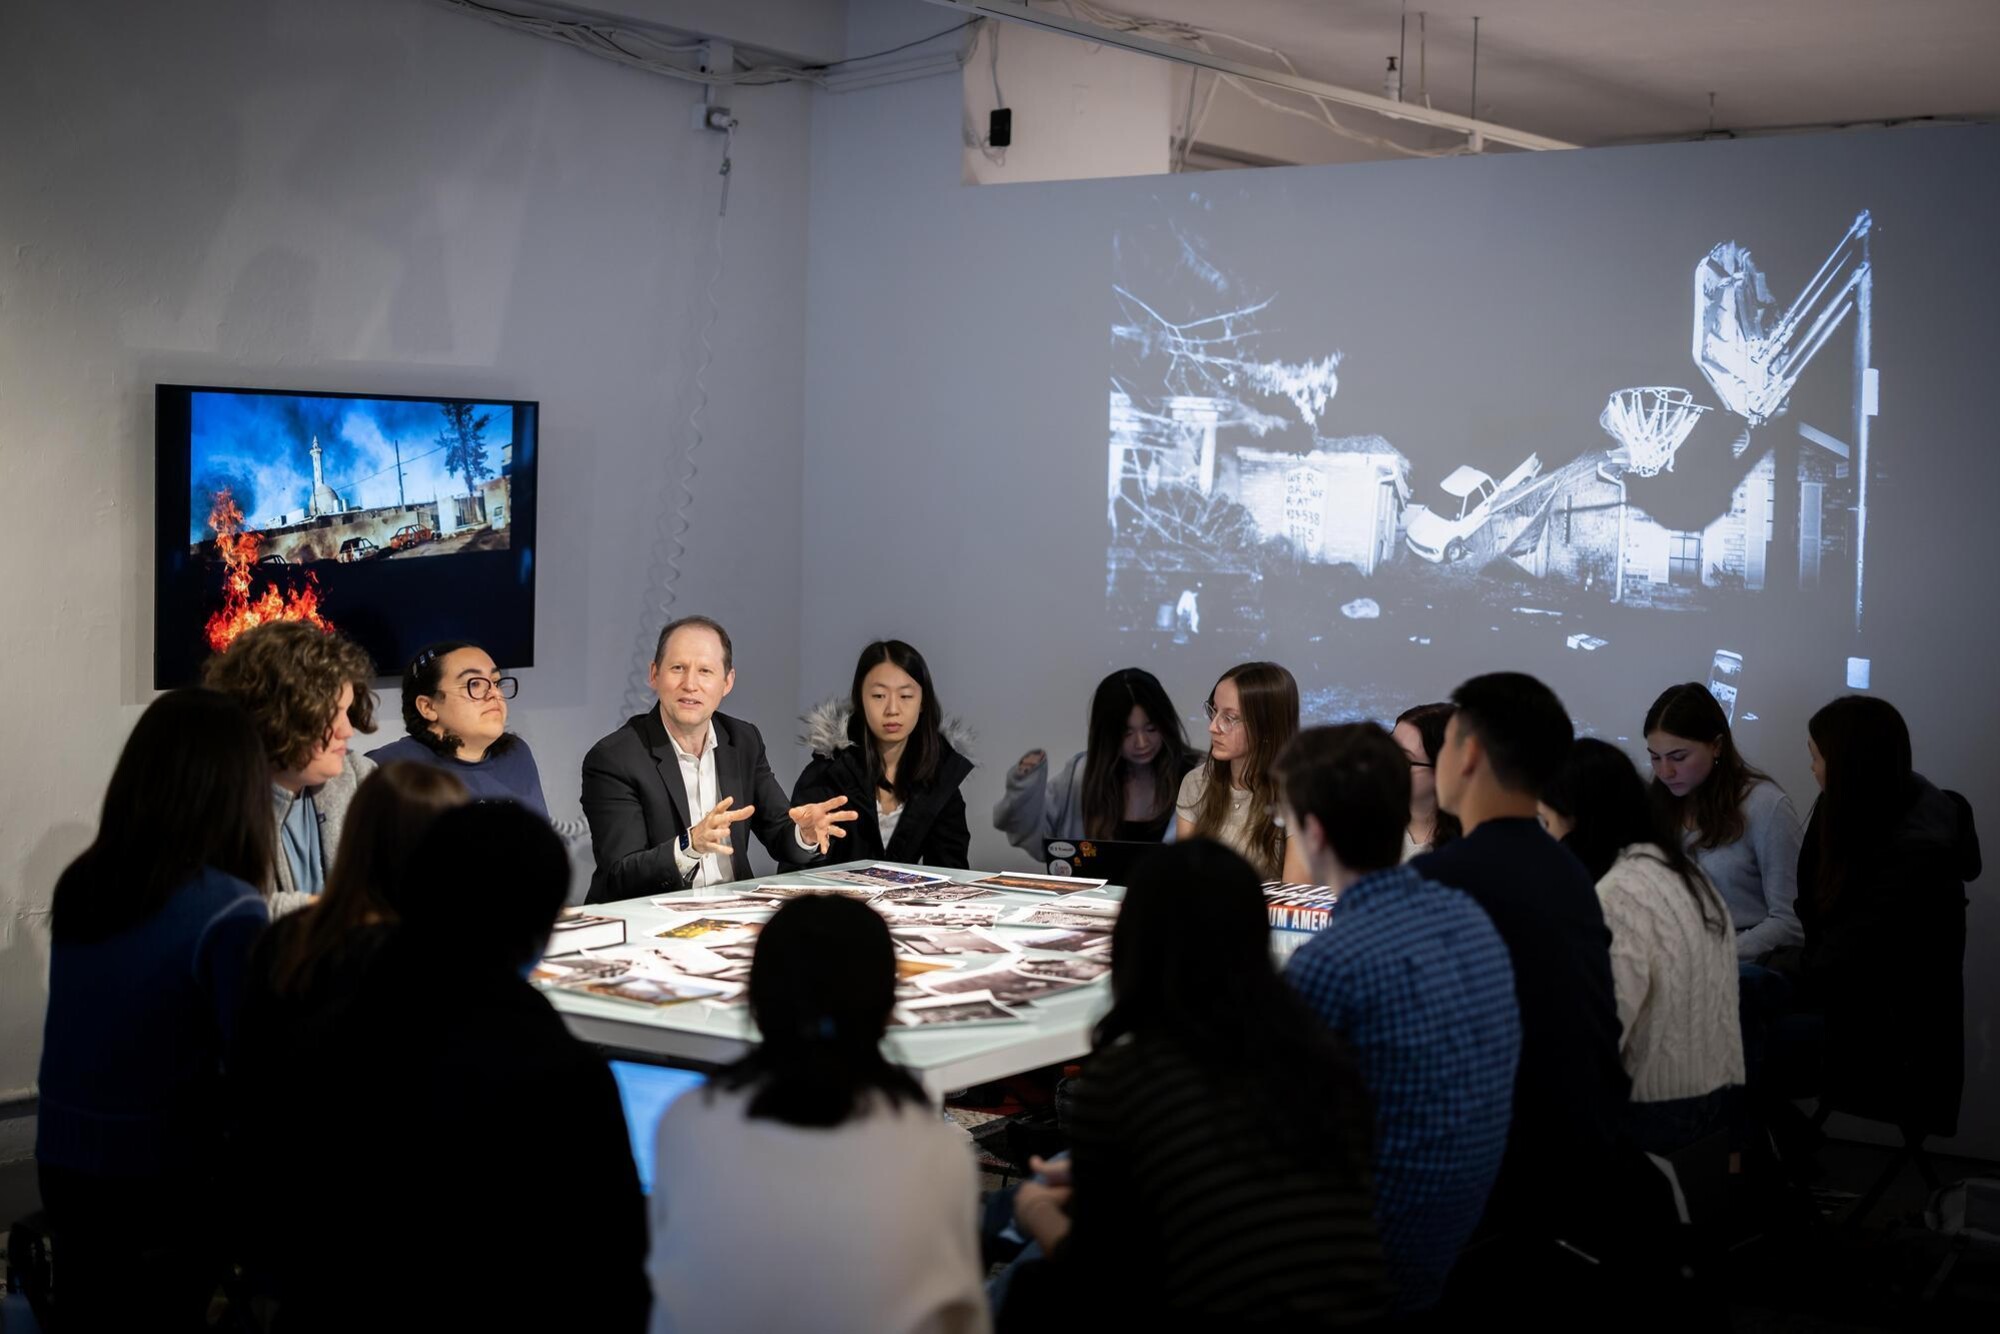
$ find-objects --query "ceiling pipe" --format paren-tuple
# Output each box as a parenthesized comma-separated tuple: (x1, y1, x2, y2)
(919, 0, 1576, 151)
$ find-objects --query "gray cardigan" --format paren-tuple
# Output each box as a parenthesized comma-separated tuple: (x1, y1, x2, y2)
(992, 750, 1089, 854)
(270, 750, 376, 917)
(1687, 778, 1803, 959)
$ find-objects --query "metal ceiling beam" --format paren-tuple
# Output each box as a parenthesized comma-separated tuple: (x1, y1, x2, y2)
(919, 0, 1577, 152)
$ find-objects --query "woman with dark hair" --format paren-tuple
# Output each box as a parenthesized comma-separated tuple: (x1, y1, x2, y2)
(1794, 696, 1979, 1138)
(37, 688, 275, 1332)
(367, 640, 549, 817)
(795, 640, 976, 867)
(999, 840, 1387, 1328)
(1541, 739, 1743, 1154)
(993, 668, 1196, 852)
(1393, 702, 1462, 860)
(1644, 682, 1803, 960)
(202, 619, 380, 912)
(1175, 661, 1307, 880)
(253, 802, 649, 1331)
(648, 895, 988, 1332)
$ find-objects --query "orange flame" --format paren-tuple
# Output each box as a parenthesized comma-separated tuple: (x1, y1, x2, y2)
(202, 488, 334, 652)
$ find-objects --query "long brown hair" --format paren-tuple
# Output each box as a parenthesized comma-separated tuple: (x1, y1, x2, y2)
(265, 761, 469, 996)
(1080, 668, 1193, 839)
(1644, 682, 1772, 850)
(52, 689, 276, 943)
(1194, 662, 1299, 878)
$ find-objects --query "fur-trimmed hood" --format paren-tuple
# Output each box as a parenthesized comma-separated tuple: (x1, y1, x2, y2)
(799, 697, 977, 763)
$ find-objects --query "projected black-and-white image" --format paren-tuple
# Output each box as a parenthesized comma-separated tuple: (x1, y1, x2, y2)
(1106, 188, 1880, 725)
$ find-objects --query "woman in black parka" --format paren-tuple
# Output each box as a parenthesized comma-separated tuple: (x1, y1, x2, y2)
(794, 640, 975, 869)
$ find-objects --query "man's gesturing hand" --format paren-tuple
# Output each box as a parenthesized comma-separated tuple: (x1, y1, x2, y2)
(788, 794, 859, 854)
(689, 797, 758, 857)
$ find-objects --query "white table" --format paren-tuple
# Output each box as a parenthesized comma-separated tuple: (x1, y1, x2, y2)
(547, 862, 1320, 1100)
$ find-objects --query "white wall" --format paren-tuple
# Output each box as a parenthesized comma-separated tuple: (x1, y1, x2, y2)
(0, 0, 813, 1102)
(961, 19, 1172, 184)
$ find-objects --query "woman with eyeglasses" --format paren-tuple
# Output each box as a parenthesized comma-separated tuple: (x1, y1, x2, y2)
(367, 640, 550, 818)
(1393, 703, 1462, 861)
(1174, 661, 1308, 881)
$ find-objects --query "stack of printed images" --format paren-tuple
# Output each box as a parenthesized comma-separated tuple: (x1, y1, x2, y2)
(531, 865, 1125, 1029)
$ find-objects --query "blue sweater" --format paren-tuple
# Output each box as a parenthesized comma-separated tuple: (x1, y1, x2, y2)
(37, 866, 268, 1178)
(367, 734, 550, 818)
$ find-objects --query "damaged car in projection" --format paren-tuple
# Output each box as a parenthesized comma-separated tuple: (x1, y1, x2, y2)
(1403, 454, 1542, 564)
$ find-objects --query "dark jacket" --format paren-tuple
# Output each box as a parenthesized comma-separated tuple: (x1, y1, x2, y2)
(1796, 776, 1979, 1136)
(581, 708, 815, 903)
(791, 699, 975, 869)
(241, 927, 648, 1332)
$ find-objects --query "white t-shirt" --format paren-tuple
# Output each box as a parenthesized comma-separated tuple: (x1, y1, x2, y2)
(1176, 765, 1277, 873)
(648, 1086, 990, 1334)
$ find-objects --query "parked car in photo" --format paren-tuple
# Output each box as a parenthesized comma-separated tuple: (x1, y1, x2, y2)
(257, 553, 289, 567)
(389, 523, 435, 552)
(337, 537, 381, 564)
(1404, 454, 1542, 564)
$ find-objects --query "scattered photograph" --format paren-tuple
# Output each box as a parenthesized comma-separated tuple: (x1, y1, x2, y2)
(650, 894, 782, 915)
(873, 885, 999, 906)
(644, 942, 733, 977)
(530, 955, 628, 985)
(709, 941, 760, 962)
(564, 975, 728, 1008)
(918, 958, 1104, 1005)
(891, 927, 1010, 957)
(1003, 927, 1113, 956)
(876, 905, 1003, 929)
(655, 917, 760, 943)
(891, 991, 1025, 1028)
(966, 872, 1110, 895)
(1006, 904, 1122, 930)
(1015, 956, 1112, 984)
(805, 865, 954, 890)
(895, 957, 958, 980)
(747, 884, 882, 902)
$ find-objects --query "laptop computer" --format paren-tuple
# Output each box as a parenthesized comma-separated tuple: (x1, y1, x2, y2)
(1043, 838, 1161, 884)
(609, 1058, 707, 1194)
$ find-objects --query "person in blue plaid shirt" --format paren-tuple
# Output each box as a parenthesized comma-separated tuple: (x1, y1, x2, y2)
(1277, 722, 1520, 1314)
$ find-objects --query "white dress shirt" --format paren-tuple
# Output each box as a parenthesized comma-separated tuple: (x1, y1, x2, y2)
(668, 721, 728, 888)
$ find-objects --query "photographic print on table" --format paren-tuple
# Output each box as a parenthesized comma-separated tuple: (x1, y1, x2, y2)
(875, 905, 1003, 929)
(891, 991, 1025, 1028)
(1003, 927, 1113, 956)
(804, 865, 954, 890)
(966, 872, 1110, 896)
(530, 955, 629, 985)
(917, 959, 1105, 1005)
(564, 975, 729, 1008)
(746, 884, 882, 903)
(651, 894, 783, 915)
(895, 957, 958, 980)
(891, 927, 1009, 957)
(1015, 956, 1112, 984)
(654, 917, 760, 943)
(872, 885, 999, 906)
(1007, 904, 1122, 930)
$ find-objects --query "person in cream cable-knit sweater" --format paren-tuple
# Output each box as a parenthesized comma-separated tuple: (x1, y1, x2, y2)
(1543, 740, 1744, 1155)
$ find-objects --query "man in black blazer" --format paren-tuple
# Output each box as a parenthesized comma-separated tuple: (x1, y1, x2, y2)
(582, 616, 855, 903)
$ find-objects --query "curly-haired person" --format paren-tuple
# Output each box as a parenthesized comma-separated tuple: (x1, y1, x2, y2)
(203, 621, 379, 913)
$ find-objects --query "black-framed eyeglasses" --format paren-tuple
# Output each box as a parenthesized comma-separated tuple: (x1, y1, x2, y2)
(461, 676, 518, 701)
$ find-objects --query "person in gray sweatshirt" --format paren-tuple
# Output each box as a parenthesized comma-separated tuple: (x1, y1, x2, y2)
(1643, 683, 1803, 961)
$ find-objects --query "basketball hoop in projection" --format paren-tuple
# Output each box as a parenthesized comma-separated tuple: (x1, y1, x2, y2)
(1598, 387, 1711, 477)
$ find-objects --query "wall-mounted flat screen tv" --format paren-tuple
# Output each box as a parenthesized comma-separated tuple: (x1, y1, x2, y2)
(155, 384, 539, 687)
